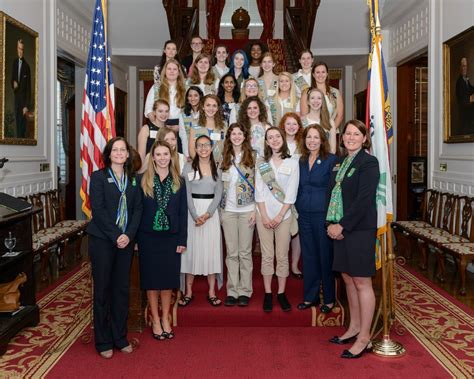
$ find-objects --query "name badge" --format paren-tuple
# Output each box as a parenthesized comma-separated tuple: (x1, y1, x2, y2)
(279, 166, 291, 175)
(107, 178, 114, 183)
(267, 89, 275, 97)
(210, 132, 221, 141)
(188, 171, 200, 181)
(149, 130, 157, 139)
(221, 172, 231, 182)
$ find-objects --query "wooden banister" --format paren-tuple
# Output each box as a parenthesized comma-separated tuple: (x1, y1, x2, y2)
(162, 1, 199, 60)
(283, 1, 321, 71)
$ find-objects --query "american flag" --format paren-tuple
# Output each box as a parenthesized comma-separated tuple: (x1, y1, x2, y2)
(80, 0, 115, 218)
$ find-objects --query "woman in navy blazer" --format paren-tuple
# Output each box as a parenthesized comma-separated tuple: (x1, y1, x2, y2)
(86, 137, 143, 359)
(137, 140, 187, 340)
(326, 120, 379, 359)
(295, 124, 337, 311)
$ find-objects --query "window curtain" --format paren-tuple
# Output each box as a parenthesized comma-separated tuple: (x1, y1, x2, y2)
(57, 61, 75, 155)
(257, 0, 274, 39)
(206, 0, 226, 40)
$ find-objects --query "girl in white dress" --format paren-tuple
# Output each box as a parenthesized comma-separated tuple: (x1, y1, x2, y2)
(181, 135, 223, 306)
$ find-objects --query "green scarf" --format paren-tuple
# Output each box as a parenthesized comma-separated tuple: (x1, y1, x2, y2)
(152, 174, 173, 231)
(326, 155, 356, 223)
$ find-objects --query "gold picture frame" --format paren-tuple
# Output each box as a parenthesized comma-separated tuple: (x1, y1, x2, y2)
(443, 26, 474, 143)
(0, 12, 38, 145)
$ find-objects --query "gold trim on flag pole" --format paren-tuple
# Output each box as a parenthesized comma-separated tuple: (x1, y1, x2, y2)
(368, 0, 405, 357)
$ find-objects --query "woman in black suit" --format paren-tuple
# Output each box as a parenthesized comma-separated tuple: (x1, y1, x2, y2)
(137, 141, 187, 340)
(87, 137, 143, 359)
(326, 120, 380, 359)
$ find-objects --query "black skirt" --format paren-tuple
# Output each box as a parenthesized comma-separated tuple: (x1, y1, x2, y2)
(332, 229, 376, 277)
(137, 231, 181, 290)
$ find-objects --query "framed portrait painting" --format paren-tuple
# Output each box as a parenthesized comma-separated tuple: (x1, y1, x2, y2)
(443, 26, 474, 143)
(0, 12, 38, 145)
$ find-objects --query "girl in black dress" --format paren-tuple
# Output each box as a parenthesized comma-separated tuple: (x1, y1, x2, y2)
(138, 141, 187, 340)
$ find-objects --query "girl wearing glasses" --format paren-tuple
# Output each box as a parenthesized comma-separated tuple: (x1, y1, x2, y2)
(180, 135, 224, 307)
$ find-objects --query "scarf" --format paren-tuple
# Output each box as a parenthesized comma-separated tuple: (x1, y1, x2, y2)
(108, 168, 128, 233)
(152, 174, 173, 231)
(326, 154, 356, 223)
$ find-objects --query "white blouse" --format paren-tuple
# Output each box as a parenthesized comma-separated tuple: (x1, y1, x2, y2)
(255, 158, 299, 220)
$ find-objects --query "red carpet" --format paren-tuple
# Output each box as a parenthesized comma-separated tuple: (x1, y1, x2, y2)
(46, 326, 450, 379)
(177, 255, 343, 327)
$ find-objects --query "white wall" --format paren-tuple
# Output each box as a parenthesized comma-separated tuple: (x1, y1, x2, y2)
(431, 0, 474, 195)
(0, 0, 54, 196)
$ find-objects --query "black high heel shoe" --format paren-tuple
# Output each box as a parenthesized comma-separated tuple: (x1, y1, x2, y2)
(340, 343, 372, 359)
(329, 333, 359, 345)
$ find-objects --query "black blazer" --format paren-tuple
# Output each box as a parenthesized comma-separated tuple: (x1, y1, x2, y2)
(327, 150, 379, 233)
(138, 176, 188, 247)
(86, 169, 143, 242)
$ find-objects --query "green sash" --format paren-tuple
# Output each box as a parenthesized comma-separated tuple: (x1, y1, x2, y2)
(257, 158, 285, 202)
(293, 74, 309, 95)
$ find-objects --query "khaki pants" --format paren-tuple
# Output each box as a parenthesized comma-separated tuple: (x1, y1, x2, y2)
(256, 212, 292, 277)
(221, 210, 255, 297)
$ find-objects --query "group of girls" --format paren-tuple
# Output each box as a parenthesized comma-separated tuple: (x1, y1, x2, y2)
(88, 37, 379, 361)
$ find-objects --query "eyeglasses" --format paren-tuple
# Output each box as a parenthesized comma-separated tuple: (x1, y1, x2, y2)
(191, 42, 203, 46)
(246, 84, 258, 89)
(196, 142, 212, 149)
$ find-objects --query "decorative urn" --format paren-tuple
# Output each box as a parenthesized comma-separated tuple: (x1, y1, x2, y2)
(231, 7, 250, 30)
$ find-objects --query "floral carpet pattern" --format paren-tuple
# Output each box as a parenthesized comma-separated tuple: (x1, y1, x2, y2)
(0, 262, 473, 378)
(395, 263, 474, 378)
(0, 263, 92, 378)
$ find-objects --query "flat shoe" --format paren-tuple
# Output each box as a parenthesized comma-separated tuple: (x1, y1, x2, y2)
(320, 304, 335, 313)
(297, 302, 318, 310)
(99, 349, 113, 359)
(237, 295, 250, 307)
(121, 345, 133, 354)
(224, 296, 237, 306)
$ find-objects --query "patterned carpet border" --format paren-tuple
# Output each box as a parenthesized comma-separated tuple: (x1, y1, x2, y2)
(395, 263, 474, 378)
(0, 263, 92, 378)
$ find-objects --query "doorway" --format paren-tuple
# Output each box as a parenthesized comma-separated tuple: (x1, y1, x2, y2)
(396, 55, 428, 221)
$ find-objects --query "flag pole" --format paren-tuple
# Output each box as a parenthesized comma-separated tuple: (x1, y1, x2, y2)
(369, 0, 405, 357)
